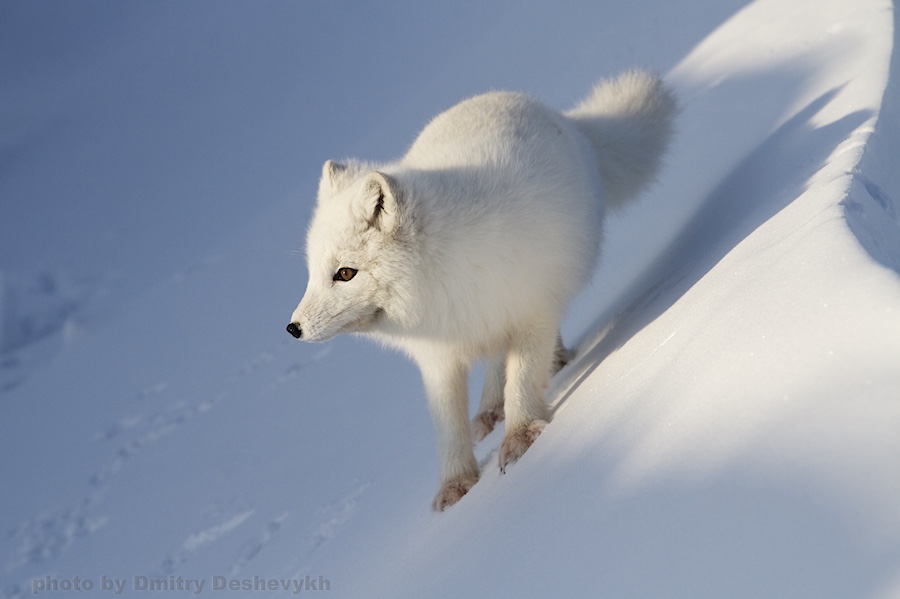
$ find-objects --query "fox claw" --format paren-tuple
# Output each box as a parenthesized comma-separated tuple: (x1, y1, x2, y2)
(499, 420, 546, 472)
(433, 475, 479, 511)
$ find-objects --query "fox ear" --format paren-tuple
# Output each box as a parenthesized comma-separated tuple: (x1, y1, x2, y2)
(321, 160, 347, 188)
(363, 171, 401, 234)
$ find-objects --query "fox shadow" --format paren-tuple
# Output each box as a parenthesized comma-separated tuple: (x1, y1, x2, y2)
(553, 82, 874, 411)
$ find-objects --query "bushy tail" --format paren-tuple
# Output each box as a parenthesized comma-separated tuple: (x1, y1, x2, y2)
(566, 69, 677, 212)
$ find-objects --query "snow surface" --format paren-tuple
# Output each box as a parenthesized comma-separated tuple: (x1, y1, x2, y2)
(2, 0, 899, 597)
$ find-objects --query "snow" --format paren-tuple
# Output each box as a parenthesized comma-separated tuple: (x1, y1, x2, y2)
(2, 0, 899, 597)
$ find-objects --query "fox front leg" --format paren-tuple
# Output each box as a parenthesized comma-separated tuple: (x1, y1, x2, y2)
(418, 357, 480, 511)
(499, 321, 556, 472)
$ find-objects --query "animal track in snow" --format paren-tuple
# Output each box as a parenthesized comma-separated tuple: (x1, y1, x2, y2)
(160, 510, 255, 575)
(267, 344, 333, 394)
(306, 481, 371, 552)
(89, 397, 216, 488)
(135, 381, 169, 401)
(0, 269, 115, 393)
(228, 512, 290, 576)
(5, 338, 335, 577)
(4, 494, 108, 574)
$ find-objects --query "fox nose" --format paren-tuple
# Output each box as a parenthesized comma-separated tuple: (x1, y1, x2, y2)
(286, 323, 302, 339)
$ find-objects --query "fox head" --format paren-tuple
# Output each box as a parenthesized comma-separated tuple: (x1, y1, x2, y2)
(287, 160, 418, 342)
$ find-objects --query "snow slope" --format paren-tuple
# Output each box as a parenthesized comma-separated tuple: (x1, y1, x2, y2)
(2, 0, 899, 598)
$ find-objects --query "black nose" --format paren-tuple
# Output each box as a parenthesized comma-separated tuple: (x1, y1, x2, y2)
(286, 323, 302, 338)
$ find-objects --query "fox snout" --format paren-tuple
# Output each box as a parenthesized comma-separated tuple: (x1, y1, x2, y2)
(286, 322, 302, 338)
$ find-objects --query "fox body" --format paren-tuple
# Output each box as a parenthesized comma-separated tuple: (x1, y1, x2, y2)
(288, 70, 676, 510)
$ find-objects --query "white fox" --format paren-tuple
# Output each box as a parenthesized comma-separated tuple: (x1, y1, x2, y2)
(287, 70, 677, 510)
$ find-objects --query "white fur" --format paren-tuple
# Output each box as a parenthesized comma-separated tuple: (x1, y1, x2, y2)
(288, 69, 677, 510)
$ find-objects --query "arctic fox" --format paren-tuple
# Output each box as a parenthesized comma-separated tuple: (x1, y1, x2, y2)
(287, 70, 676, 511)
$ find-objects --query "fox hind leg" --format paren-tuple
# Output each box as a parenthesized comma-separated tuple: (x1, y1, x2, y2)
(552, 332, 573, 374)
(472, 353, 506, 442)
(474, 331, 569, 443)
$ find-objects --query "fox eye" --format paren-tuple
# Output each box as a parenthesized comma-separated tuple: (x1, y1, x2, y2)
(333, 267, 358, 282)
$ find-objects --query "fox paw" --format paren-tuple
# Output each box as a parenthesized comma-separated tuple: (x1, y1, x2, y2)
(553, 344, 574, 374)
(432, 475, 479, 512)
(472, 407, 505, 442)
(499, 420, 547, 473)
